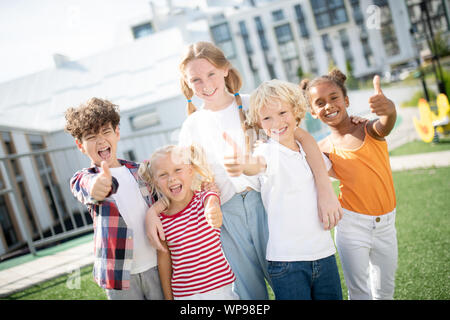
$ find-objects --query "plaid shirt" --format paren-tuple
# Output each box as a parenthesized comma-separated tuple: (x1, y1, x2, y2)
(70, 159, 155, 290)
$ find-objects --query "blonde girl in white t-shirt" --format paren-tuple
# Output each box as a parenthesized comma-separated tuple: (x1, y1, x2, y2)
(146, 41, 342, 300)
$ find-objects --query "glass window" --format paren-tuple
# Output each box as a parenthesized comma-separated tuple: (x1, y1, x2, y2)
(239, 21, 253, 54)
(294, 4, 309, 38)
(378, 2, 400, 56)
(310, 0, 348, 29)
(274, 24, 293, 44)
(210, 23, 236, 58)
(28, 134, 67, 222)
(272, 9, 285, 22)
(0, 131, 38, 235)
(132, 22, 154, 39)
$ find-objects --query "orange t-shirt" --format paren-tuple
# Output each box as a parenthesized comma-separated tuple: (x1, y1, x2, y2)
(328, 125, 396, 216)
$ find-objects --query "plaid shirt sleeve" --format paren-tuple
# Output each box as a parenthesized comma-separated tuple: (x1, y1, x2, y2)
(70, 167, 119, 207)
(69, 166, 132, 290)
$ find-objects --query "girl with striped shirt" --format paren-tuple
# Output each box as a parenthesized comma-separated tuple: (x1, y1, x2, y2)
(138, 145, 238, 300)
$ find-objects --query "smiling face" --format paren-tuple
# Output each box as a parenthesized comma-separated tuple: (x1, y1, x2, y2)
(309, 81, 350, 126)
(153, 152, 194, 209)
(76, 123, 121, 168)
(259, 99, 297, 148)
(184, 58, 229, 105)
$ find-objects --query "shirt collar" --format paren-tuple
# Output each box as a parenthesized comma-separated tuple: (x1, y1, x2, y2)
(267, 139, 306, 157)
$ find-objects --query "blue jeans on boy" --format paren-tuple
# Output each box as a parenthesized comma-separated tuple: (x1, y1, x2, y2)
(268, 254, 342, 300)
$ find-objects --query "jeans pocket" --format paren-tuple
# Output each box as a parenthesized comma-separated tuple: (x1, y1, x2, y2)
(267, 261, 289, 278)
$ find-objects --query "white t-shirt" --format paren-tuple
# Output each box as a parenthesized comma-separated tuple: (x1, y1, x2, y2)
(110, 166, 157, 274)
(253, 139, 336, 261)
(178, 94, 260, 204)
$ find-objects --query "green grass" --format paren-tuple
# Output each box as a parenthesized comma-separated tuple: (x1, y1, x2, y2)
(3, 167, 450, 300)
(332, 167, 450, 300)
(389, 138, 450, 156)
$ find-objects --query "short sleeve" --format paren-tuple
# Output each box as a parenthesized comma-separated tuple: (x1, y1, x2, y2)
(200, 190, 221, 206)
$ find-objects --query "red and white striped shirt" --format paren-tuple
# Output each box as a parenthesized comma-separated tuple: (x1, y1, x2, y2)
(160, 190, 235, 298)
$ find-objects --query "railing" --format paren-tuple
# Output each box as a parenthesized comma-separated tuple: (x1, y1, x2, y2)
(0, 126, 179, 258)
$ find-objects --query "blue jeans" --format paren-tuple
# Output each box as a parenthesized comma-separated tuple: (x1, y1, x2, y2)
(268, 255, 343, 300)
(220, 190, 271, 300)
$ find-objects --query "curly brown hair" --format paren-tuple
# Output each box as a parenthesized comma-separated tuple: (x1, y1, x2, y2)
(64, 97, 120, 141)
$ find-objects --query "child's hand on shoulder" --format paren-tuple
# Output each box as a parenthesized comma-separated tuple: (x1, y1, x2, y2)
(201, 181, 221, 197)
(145, 201, 167, 252)
(349, 115, 369, 125)
(369, 75, 396, 117)
(204, 196, 222, 228)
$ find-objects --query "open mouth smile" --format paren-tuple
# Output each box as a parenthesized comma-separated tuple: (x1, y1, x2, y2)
(98, 146, 111, 160)
(169, 184, 183, 195)
(325, 111, 338, 119)
(270, 126, 288, 135)
(203, 89, 216, 97)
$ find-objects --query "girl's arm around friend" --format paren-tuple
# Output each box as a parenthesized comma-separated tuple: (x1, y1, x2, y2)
(158, 241, 173, 300)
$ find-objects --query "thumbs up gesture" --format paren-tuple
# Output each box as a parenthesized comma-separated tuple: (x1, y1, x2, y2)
(204, 195, 222, 228)
(90, 161, 113, 201)
(368, 75, 395, 117)
(223, 132, 267, 177)
(223, 132, 246, 177)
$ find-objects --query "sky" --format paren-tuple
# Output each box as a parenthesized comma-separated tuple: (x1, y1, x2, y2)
(0, 0, 210, 84)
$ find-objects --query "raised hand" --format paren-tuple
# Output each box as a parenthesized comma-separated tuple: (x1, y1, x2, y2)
(369, 75, 395, 117)
(90, 161, 112, 201)
(204, 196, 222, 228)
(223, 132, 245, 177)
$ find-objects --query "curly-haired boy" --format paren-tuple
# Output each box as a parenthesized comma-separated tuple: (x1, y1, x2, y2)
(65, 97, 163, 300)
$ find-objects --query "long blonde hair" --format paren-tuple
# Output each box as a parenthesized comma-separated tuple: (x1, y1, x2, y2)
(179, 41, 253, 153)
(138, 144, 214, 209)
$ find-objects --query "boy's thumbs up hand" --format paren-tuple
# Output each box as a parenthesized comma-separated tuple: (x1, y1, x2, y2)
(90, 161, 113, 201)
(223, 132, 245, 177)
(368, 75, 395, 117)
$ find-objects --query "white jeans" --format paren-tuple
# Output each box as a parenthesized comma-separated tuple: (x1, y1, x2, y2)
(174, 283, 240, 300)
(335, 209, 398, 300)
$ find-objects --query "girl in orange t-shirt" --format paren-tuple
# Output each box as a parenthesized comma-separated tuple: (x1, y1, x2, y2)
(301, 69, 398, 300)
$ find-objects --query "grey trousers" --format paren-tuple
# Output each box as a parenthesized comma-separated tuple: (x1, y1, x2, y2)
(105, 266, 164, 300)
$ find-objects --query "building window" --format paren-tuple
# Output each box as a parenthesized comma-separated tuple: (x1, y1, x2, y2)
(274, 23, 300, 83)
(239, 21, 253, 54)
(310, 0, 348, 30)
(321, 33, 336, 67)
(254, 16, 277, 79)
(339, 29, 354, 67)
(0, 173, 19, 248)
(272, 9, 285, 22)
(350, 0, 364, 25)
(1, 132, 38, 236)
(361, 37, 375, 67)
(132, 22, 154, 39)
(210, 23, 236, 58)
(375, 0, 400, 56)
(130, 110, 160, 131)
(294, 4, 309, 38)
(28, 134, 67, 224)
(239, 21, 260, 86)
